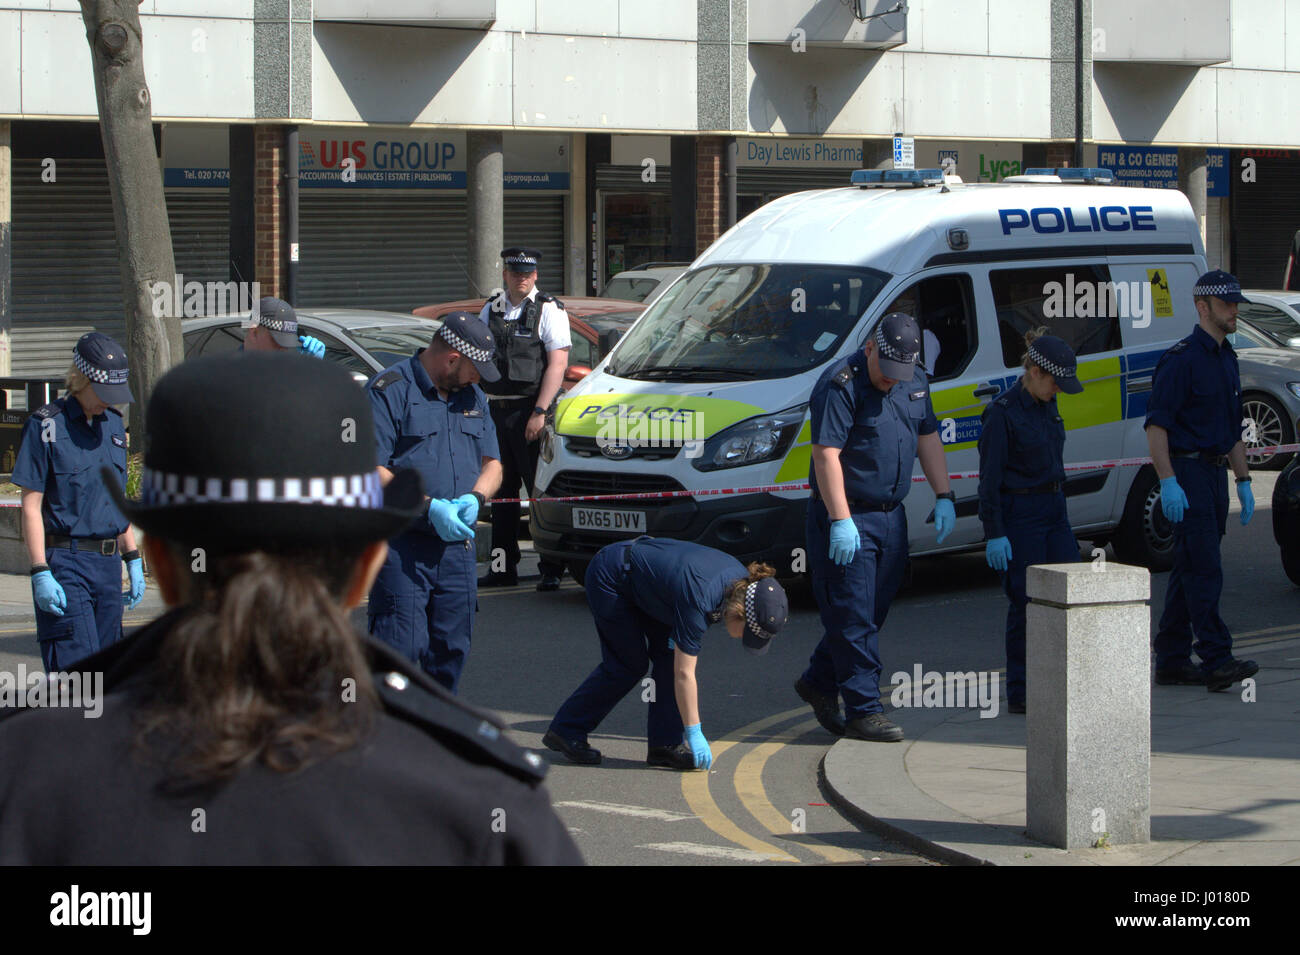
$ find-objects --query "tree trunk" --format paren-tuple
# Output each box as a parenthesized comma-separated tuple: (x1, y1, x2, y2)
(79, 0, 182, 448)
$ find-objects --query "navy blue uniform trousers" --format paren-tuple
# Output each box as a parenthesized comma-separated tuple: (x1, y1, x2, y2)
(368, 531, 477, 694)
(998, 490, 1079, 705)
(35, 545, 123, 673)
(550, 542, 685, 748)
(801, 499, 909, 720)
(1154, 458, 1232, 673)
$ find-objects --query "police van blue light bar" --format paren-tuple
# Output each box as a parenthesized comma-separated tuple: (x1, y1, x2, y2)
(851, 168, 946, 188)
(1023, 167, 1116, 184)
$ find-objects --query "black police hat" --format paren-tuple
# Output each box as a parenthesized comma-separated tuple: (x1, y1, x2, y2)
(873, 312, 922, 381)
(741, 578, 789, 656)
(101, 352, 424, 551)
(74, 332, 133, 405)
(1027, 335, 1084, 395)
(437, 312, 501, 383)
(1193, 269, 1248, 304)
(502, 247, 542, 272)
(253, 297, 301, 349)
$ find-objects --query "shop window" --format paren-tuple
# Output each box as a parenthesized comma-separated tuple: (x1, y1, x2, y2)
(990, 265, 1122, 368)
(881, 274, 977, 382)
(602, 193, 671, 282)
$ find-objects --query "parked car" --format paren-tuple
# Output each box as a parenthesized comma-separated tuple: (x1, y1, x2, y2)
(182, 308, 442, 383)
(1241, 291, 1300, 349)
(600, 263, 690, 303)
(1228, 321, 1300, 470)
(413, 297, 645, 389)
(1273, 455, 1300, 585)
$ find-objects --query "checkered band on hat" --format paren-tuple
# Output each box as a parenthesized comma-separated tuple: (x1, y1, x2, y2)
(73, 351, 128, 385)
(1028, 344, 1075, 380)
(1192, 281, 1241, 297)
(139, 468, 384, 509)
(744, 581, 777, 640)
(874, 323, 918, 364)
(505, 254, 538, 267)
(439, 324, 492, 363)
(257, 313, 296, 333)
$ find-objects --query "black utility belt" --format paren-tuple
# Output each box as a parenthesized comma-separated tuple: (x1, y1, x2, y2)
(1171, 450, 1229, 467)
(46, 535, 118, 556)
(1003, 481, 1062, 495)
(810, 490, 900, 513)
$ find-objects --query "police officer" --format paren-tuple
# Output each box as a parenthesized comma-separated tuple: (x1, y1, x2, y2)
(12, 333, 144, 672)
(366, 312, 503, 693)
(1145, 270, 1258, 693)
(545, 537, 788, 770)
(794, 313, 956, 742)
(979, 330, 1084, 714)
(0, 352, 581, 865)
(243, 296, 326, 358)
(477, 247, 570, 592)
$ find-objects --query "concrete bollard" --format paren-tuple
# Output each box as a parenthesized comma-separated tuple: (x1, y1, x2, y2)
(1025, 561, 1151, 849)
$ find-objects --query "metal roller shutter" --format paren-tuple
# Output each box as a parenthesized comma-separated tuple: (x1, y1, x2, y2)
(11, 159, 123, 377)
(596, 165, 672, 191)
(1231, 152, 1300, 289)
(166, 190, 231, 288)
(737, 166, 851, 196)
(297, 193, 565, 311)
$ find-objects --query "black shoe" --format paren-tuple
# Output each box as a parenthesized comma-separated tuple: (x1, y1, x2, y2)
(536, 574, 561, 592)
(542, 730, 601, 765)
(1154, 662, 1205, 686)
(1205, 658, 1259, 693)
(1007, 700, 1026, 715)
(478, 570, 518, 588)
(844, 713, 904, 743)
(794, 678, 846, 736)
(646, 743, 696, 770)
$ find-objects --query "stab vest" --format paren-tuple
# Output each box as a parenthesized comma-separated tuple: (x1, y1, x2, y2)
(482, 292, 557, 396)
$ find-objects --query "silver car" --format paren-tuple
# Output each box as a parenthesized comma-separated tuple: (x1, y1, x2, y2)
(1231, 320, 1300, 470)
(1241, 290, 1300, 349)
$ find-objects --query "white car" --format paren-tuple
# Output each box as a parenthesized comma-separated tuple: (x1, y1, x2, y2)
(1240, 290, 1300, 349)
(601, 263, 689, 304)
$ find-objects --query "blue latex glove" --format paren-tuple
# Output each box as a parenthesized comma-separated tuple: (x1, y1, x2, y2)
(298, 335, 326, 359)
(454, 493, 480, 527)
(684, 723, 712, 770)
(934, 498, 956, 544)
(1237, 479, 1254, 526)
(427, 498, 475, 542)
(1159, 476, 1189, 522)
(32, 570, 66, 616)
(124, 557, 145, 610)
(829, 517, 859, 566)
(985, 536, 1013, 572)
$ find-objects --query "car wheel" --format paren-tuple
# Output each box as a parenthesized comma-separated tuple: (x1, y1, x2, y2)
(1112, 465, 1175, 571)
(1282, 545, 1300, 587)
(1242, 392, 1296, 470)
(568, 559, 591, 587)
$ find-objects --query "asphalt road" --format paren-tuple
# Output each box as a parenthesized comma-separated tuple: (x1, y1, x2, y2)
(0, 471, 1292, 866)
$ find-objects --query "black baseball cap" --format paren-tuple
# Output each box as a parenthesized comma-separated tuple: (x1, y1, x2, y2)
(741, 578, 789, 656)
(73, 332, 133, 404)
(873, 312, 922, 380)
(1027, 335, 1084, 395)
(252, 297, 301, 349)
(1193, 269, 1248, 304)
(437, 312, 500, 383)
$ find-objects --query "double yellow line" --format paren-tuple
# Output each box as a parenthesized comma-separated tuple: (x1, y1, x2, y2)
(680, 706, 863, 864)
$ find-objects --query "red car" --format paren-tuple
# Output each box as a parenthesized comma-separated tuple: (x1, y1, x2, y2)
(413, 297, 643, 387)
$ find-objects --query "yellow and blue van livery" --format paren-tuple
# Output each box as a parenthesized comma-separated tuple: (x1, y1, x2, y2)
(532, 169, 1207, 580)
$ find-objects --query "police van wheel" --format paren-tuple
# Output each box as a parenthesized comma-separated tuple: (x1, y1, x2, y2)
(1113, 466, 1175, 572)
(568, 560, 591, 588)
(1242, 394, 1295, 471)
(1281, 545, 1300, 587)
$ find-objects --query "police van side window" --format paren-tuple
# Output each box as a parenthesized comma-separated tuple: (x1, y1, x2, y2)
(880, 274, 977, 382)
(990, 265, 1122, 367)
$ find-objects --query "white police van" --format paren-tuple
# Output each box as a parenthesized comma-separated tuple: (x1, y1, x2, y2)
(532, 168, 1208, 583)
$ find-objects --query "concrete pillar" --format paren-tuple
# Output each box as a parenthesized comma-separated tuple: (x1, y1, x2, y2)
(1026, 562, 1151, 849)
(0, 121, 10, 378)
(860, 139, 892, 170)
(1179, 148, 1209, 251)
(466, 131, 503, 299)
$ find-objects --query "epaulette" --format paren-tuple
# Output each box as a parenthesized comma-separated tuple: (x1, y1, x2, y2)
(1168, 341, 1189, 354)
(831, 363, 855, 389)
(537, 291, 565, 310)
(369, 649, 547, 785)
(32, 402, 60, 420)
(105, 406, 123, 418)
(370, 370, 403, 391)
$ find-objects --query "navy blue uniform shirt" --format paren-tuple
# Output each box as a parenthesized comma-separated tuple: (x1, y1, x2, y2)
(11, 396, 129, 540)
(977, 378, 1068, 538)
(1145, 325, 1243, 454)
(368, 352, 500, 502)
(622, 539, 746, 656)
(808, 352, 938, 505)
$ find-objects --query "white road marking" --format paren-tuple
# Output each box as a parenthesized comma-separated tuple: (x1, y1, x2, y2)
(637, 842, 784, 862)
(554, 800, 697, 822)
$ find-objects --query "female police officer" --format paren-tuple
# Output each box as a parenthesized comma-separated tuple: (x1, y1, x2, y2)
(544, 537, 788, 770)
(12, 333, 144, 672)
(978, 330, 1083, 714)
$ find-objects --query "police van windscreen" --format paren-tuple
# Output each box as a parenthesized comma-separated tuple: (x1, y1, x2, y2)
(608, 265, 888, 381)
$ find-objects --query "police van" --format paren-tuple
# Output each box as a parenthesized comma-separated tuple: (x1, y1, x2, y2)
(532, 168, 1208, 583)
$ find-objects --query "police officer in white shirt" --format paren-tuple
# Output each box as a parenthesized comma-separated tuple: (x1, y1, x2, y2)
(478, 247, 571, 591)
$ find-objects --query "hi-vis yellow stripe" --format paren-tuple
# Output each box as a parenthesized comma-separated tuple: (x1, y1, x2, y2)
(1060, 355, 1121, 430)
(555, 393, 764, 438)
(775, 420, 812, 483)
